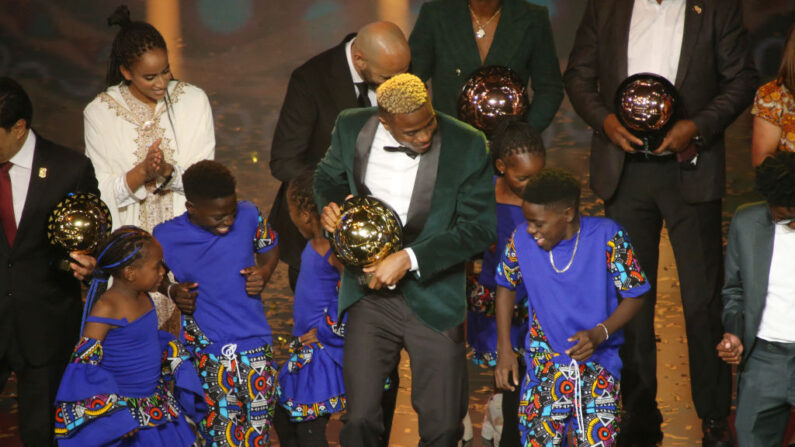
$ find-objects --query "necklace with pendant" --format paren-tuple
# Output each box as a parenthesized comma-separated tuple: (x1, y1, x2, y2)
(549, 223, 581, 274)
(469, 2, 502, 39)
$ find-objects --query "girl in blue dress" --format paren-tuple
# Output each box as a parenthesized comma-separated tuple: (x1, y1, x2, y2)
(54, 226, 205, 446)
(276, 171, 346, 446)
(465, 120, 545, 445)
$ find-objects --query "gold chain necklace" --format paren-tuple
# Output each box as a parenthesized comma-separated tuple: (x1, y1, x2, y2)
(549, 223, 581, 273)
(468, 2, 502, 39)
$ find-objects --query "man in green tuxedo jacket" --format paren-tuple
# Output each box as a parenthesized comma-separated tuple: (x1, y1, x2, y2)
(314, 73, 495, 446)
(717, 152, 795, 445)
(409, 0, 563, 132)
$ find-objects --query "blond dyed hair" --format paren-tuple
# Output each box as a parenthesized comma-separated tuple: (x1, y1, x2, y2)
(376, 73, 428, 114)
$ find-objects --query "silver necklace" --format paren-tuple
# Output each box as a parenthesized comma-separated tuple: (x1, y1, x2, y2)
(549, 223, 581, 273)
(469, 3, 502, 39)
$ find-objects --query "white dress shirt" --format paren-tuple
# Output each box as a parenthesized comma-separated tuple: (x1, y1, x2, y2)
(345, 38, 377, 106)
(7, 130, 36, 226)
(364, 123, 420, 272)
(757, 223, 795, 343)
(627, 0, 686, 84)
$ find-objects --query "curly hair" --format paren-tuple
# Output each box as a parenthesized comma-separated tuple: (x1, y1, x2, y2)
(522, 168, 581, 210)
(491, 118, 545, 160)
(287, 168, 319, 217)
(756, 151, 795, 207)
(183, 160, 237, 202)
(105, 5, 167, 86)
(376, 73, 428, 114)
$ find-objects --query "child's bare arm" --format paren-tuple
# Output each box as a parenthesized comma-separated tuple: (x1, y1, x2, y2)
(494, 285, 520, 391)
(567, 292, 647, 361)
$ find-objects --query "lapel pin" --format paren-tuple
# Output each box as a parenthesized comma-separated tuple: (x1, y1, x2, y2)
(456, 68, 462, 76)
(693, 5, 702, 14)
(38, 167, 47, 178)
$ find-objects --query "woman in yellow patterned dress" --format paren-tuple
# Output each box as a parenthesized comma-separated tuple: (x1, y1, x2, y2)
(751, 25, 795, 167)
(84, 5, 215, 328)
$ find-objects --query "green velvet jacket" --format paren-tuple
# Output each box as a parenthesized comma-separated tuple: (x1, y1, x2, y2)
(409, 0, 564, 131)
(313, 108, 496, 332)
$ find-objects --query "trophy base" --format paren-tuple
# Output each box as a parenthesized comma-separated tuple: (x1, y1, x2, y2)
(632, 134, 665, 154)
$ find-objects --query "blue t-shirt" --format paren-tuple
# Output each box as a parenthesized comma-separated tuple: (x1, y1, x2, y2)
(154, 201, 278, 348)
(495, 216, 650, 378)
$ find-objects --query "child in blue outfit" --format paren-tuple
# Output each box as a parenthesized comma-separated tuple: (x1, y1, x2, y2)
(494, 169, 649, 446)
(153, 161, 280, 446)
(276, 170, 346, 446)
(54, 226, 205, 446)
(465, 120, 545, 445)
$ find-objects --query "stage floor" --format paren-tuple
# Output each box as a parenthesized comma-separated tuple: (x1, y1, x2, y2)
(1, 0, 793, 445)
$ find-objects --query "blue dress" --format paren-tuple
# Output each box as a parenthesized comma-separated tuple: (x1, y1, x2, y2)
(278, 243, 346, 422)
(466, 201, 528, 366)
(54, 301, 206, 446)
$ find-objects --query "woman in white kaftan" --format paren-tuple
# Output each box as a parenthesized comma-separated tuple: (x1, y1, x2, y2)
(86, 6, 215, 329)
(84, 80, 215, 233)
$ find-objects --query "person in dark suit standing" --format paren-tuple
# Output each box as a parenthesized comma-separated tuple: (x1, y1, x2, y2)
(268, 22, 409, 446)
(563, 1, 758, 445)
(269, 21, 410, 290)
(409, 0, 564, 132)
(717, 152, 795, 445)
(0, 77, 98, 446)
(315, 73, 496, 446)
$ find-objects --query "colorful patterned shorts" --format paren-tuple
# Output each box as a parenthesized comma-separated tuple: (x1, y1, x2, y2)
(182, 317, 278, 447)
(518, 313, 620, 447)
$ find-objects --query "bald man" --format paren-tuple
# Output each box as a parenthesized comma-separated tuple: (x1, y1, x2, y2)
(269, 21, 410, 289)
(268, 22, 409, 446)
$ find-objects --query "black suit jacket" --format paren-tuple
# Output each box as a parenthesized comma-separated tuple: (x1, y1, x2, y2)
(269, 34, 359, 268)
(564, 0, 758, 203)
(0, 133, 98, 366)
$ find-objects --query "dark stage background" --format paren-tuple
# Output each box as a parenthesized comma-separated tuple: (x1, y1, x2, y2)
(1, 1, 793, 445)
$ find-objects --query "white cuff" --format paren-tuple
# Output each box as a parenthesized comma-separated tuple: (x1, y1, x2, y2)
(165, 164, 185, 192)
(405, 248, 420, 276)
(114, 174, 147, 208)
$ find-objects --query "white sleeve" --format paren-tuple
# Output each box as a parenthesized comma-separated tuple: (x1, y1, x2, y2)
(84, 104, 146, 212)
(168, 86, 215, 192)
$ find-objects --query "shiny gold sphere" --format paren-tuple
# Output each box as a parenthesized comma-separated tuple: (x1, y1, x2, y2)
(332, 196, 403, 268)
(47, 193, 112, 253)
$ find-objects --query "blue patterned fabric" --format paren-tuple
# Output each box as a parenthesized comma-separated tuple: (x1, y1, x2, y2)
(54, 307, 205, 446)
(277, 243, 346, 422)
(496, 216, 650, 379)
(467, 201, 528, 365)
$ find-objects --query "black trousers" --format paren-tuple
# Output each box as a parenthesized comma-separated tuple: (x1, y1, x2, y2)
(0, 340, 70, 447)
(499, 356, 526, 446)
(605, 157, 730, 429)
(340, 294, 468, 447)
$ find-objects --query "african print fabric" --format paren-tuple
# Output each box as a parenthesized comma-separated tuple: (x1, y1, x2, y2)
(54, 337, 200, 443)
(519, 314, 620, 447)
(752, 80, 795, 153)
(183, 316, 278, 447)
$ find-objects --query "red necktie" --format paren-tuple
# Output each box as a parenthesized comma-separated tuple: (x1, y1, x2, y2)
(0, 162, 16, 246)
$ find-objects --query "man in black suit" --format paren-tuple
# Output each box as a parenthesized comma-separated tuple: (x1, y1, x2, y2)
(563, 1, 758, 446)
(0, 77, 98, 446)
(269, 21, 411, 289)
(268, 22, 409, 446)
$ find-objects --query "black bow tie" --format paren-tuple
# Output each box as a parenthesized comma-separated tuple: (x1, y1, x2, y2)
(383, 145, 419, 159)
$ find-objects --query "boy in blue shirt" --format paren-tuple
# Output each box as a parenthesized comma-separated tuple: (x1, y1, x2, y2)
(494, 169, 648, 446)
(154, 160, 280, 446)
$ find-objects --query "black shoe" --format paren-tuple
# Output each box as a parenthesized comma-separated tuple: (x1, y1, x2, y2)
(702, 417, 734, 447)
